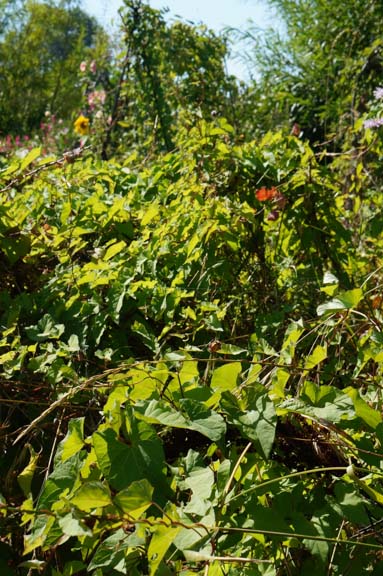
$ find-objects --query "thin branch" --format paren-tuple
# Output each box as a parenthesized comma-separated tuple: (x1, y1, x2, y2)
(0, 145, 92, 195)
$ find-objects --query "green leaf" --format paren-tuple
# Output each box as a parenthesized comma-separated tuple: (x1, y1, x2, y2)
(237, 404, 276, 459)
(58, 512, 92, 537)
(60, 418, 85, 462)
(103, 385, 129, 412)
(114, 479, 154, 519)
(25, 314, 65, 342)
(181, 398, 226, 441)
(24, 514, 55, 555)
(301, 381, 334, 405)
(210, 362, 241, 393)
(252, 504, 291, 534)
(136, 400, 188, 429)
(321, 272, 339, 296)
(141, 204, 160, 226)
(223, 386, 277, 458)
(183, 467, 215, 501)
(92, 421, 167, 493)
(216, 343, 247, 355)
(148, 518, 182, 576)
(271, 368, 290, 398)
(0, 351, 16, 365)
(38, 454, 83, 510)
(88, 529, 133, 572)
(178, 356, 199, 385)
(107, 283, 127, 322)
(345, 387, 382, 429)
(135, 398, 226, 442)
(354, 477, 383, 505)
(70, 481, 111, 512)
(67, 334, 80, 352)
(93, 428, 144, 490)
(280, 391, 355, 423)
(334, 482, 372, 524)
(19, 147, 41, 171)
(317, 288, 363, 316)
(17, 444, 39, 496)
(279, 320, 304, 365)
(103, 240, 127, 261)
(301, 517, 329, 563)
(304, 344, 327, 371)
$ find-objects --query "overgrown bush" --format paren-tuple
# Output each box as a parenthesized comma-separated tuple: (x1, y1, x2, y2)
(1, 1, 383, 574)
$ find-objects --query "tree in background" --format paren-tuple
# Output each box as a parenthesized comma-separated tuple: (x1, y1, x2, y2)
(101, 0, 241, 156)
(0, 0, 107, 135)
(241, 0, 383, 145)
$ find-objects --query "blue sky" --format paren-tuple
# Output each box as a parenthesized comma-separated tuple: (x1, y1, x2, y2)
(82, 0, 273, 31)
(81, 0, 276, 79)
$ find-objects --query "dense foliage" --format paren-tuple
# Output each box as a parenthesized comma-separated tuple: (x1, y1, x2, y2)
(1, 1, 383, 575)
(239, 0, 383, 143)
(100, 0, 241, 158)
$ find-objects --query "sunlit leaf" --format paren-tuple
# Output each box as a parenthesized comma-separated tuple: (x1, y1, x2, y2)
(17, 445, 39, 496)
(19, 147, 41, 171)
(103, 240, 127, 261)
(345, 387, 382, 429)
(70, 481, 111, 512)
(317, 288, 363, 316)
(60, 418, 85, 462)
(58, 512, 92, 537)
(114, 479, 153, 519)
(135, 398, 226, 442)
(210, 362, 241, 393)
(148, 515, 182, 576)
(304, 344, 327, 371)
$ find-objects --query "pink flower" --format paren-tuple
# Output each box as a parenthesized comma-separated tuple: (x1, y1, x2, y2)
(79, 61, 87, 73)
(373, 87, 383, 100)
(87, 90, 106, 109)
(364, 118, 383, 129)
(89, 60, 97, 74)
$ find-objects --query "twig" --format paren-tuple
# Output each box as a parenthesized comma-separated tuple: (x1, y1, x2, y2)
(0, 145, 92, 195)
(11, 368, 117, 445)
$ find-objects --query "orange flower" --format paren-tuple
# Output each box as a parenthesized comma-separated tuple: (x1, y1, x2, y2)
(256, 186, 278, 201)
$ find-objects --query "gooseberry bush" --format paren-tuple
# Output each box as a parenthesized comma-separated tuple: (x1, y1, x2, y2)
(1, 106, 383, 576)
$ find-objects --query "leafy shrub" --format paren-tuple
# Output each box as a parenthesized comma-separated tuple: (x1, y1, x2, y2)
(1, 112, 383, 574)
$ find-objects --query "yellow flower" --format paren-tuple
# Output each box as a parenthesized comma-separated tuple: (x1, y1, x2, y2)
(74, 115, 90, 135)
